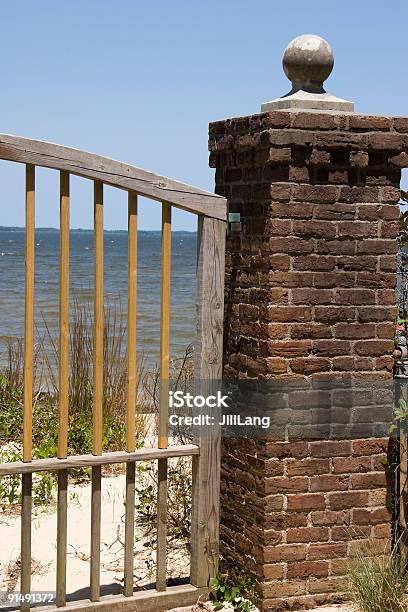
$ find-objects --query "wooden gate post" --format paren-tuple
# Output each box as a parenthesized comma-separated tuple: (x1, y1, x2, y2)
(190, 216, 226, 587)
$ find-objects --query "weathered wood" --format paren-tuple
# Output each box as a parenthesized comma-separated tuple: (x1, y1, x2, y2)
(20, 473, 32, 611)
(156, 458, 168, 591)
(156, 202, 171, 592)
(56, 469, 68, 607)
(36, 584, 209, 612)
(58, 171, 70, 459)
(0, 445, 199, 475)
(190, 217, 225, 587)
(0, 134, 226, 220)
(124, 462, 136, 597)
(159, 202, 171, 449)
(93, 181, 104, 456)
(127, 192, 138, 453)
(90, 465, 102, 601)
(23, 164, 35, 462)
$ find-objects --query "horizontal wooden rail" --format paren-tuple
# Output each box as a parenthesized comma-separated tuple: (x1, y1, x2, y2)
(0, 445, 199, 475)
(35, 584, 208, 612)
(0, 134, 227, 220)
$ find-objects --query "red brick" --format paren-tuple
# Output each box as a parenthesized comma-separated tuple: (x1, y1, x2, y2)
(354, 340, 393, 357)
(290, 358, 331, 375)
(268, 306, 312, 323)
(269, 341, 312, 358)
(309, 149, 331, 165)
(311, 510, 350, 526)
(292, 288, 334, 305)
(310, 441, 351, 458)
(337, 221, 377, 239)
(331, 525, 371, 541)
(349, 114, 391, 131)
(287, 561, 329, 579)
(334, 323, 375, 340)
(293, 184, 337, 203)
(368, 132, 403, 150)
(393, 117, 408, 132)
(350, 150, 369, 167)
(313, 340, 351, 357)
(264, 544, 307, 563)
(270, 202, 313, 218)
(290, 323, 332, 340)
(308, 576, 349, 594)
(287, 493, 326, 511)
(265, 476, 309, 494)
(353, 507, 390, 525)
(335, 289, 375, 305)
(287, 527, 329, 543)
(309, 474, 349, 493)
(308, 542, 348, 560)
(293, 220, 336, 239)
(313, 272, 355, 289)
(332, 456, 372, 474)
(316, 240, 356, 256)
(358, 306, 396, 323)
(263, 564, 285, 580)
(269, 271, 313, 287)
(339, 186, 381, 203)
(378, 288, 397, 304)
(315, 307, 356, 325)
(262, 441, 309, 460)
(291, 112, 337, 130)
(313, 203, 355, 220)
(328, 491, 369, 510)
(350, 472, 387, 489)
(293, 255, 336, 271)
(357, 240, 397, 255)
(269, 237, 314, 255)
(358, 272, 395, 288)
(265, 357, 288, 375)
(286, 458, 330, 477)
(373, 523, 391, 538)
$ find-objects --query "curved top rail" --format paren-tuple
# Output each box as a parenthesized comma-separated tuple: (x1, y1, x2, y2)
(0, 133, 227, 220)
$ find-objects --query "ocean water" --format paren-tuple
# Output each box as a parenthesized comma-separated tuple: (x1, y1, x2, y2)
(0, 227, 197, 368)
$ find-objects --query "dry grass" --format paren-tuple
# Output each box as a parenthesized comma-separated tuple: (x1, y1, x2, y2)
(348, 542, 408, 612)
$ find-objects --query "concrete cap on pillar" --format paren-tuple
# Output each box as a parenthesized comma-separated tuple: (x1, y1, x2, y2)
(261, 34, 354, 113)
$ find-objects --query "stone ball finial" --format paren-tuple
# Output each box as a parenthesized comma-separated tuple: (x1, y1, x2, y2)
(283, 34, 334, 94)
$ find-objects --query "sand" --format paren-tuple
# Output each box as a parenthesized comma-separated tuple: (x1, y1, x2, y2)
(0, 473, 189, 603)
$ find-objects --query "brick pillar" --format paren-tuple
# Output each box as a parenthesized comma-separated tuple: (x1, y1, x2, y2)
(209, 110, 406, 610)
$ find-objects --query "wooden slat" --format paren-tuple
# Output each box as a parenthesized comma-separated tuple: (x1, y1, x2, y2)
(158, 203, 171, 449)
(0, 134, 227, 220)
(156, 203, 171, 592)
(0, 445, 199, 475)
(93, 181, 104, 456)
(20, 473, 32, 611)
(90, 465, 102, 601)
(124, 192, 137, 598)
(190, 217, 225, 587)
(23, 164, 35, 463)
(124, 462, 135, 597)
(56, 469, 68, 607)
(127, 192, 138, 452)
(156, 460, 168, 592)
(58, 171, 70, 459)
(91, 181, 103, 603)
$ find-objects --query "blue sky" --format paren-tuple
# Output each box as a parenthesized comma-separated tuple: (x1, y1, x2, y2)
(0, 0, 407, 230)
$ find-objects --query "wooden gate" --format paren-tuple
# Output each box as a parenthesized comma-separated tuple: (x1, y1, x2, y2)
(0, 135, 227, 611)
